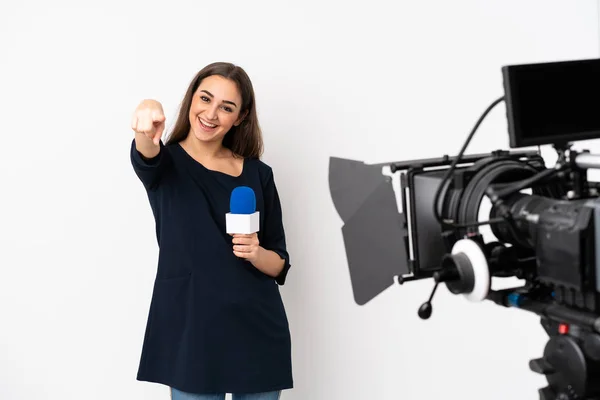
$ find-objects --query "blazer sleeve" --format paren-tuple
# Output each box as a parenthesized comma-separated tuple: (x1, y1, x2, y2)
(130, 139, 172, 191)
(261, 167, 291, 285)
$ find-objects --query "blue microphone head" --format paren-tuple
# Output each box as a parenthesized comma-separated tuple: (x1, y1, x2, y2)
(230, 186, 256, 214)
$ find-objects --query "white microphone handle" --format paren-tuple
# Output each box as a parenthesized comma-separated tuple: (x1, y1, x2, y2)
(226, 211, 260, 234)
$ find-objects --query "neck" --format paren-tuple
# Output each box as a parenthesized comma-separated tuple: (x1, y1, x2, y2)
(181, 133, 228, 159)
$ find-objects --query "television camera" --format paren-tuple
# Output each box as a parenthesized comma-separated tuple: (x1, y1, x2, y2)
(328, 58, 600, 399)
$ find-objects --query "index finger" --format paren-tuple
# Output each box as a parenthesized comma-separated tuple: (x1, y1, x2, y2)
(153, 124, 164, 145)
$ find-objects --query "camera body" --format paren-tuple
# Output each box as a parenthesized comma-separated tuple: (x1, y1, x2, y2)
(491, 184, 600, 313)
(397, 146, 600, 313)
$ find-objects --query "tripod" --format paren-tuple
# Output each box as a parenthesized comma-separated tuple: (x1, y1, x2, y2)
(529, 318, 600, 400)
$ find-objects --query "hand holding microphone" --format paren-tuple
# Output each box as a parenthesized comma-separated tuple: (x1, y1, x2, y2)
(227, 186, 262, 262)
(232, 233, 261, 262)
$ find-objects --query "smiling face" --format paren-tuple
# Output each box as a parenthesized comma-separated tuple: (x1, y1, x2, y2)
(188, 74, 246, 144)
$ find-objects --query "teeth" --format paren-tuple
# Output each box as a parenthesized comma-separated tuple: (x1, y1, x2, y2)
(199, 118, 216, 128)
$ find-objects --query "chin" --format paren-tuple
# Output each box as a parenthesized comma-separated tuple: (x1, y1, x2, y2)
(191, 128, 222, 143)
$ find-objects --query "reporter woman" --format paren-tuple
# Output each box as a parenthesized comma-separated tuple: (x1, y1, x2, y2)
(130, 62, 293, 400)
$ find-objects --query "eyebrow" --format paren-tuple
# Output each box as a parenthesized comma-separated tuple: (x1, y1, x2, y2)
(200, 90, 238, 108)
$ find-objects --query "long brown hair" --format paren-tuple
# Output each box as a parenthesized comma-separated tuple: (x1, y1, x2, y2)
(165, 62, 263, 159)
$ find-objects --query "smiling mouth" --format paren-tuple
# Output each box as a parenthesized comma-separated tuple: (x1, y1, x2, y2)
(198, 117, 218, 129)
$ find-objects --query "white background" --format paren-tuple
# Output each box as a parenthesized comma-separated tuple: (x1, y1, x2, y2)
(1, 1, 599, 399)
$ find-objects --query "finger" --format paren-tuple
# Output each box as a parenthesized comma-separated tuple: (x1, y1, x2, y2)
(137, 119, 148, 135)
(135, 115, 145, 133)
(234, 251, 249, 258)
(131, 115, 138, 131)
(143, 124, 157, 140)
(143, 117, 156, 135)
(233, 245, 253, 253)
(152, 111, 166, 123)
(233, 234, 253, 239)
(143, 130, 155, 141)
(138, 110, 152, 132)
(233, 237, 257, 245)
(154, 124, 164, 146)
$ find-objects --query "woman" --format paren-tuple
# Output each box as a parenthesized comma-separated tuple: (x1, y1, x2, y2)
(129, 62, 293, 400)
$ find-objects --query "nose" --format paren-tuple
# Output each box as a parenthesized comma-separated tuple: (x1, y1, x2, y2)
(205, 104, 218, 121)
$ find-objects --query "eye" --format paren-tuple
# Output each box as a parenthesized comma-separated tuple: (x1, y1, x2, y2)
(222, 106, 233, 112)
(200, 96, 210, 102)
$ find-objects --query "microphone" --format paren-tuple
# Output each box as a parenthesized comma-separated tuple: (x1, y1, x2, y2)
(226, 186, 260, 234)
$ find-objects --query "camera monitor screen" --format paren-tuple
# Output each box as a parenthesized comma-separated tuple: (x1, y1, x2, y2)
(503, 58, 600, 148)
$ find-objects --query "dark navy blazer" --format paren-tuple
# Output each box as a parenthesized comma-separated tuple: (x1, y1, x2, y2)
(130, 139, 293, 394)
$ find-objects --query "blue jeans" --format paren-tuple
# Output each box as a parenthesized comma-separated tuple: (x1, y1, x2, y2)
(170, 388, 281, 400)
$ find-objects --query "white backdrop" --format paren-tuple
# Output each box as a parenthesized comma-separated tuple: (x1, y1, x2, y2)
(1, 1, 599, 399)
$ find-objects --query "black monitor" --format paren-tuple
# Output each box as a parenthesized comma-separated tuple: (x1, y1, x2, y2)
(503, 58, 600, 148)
